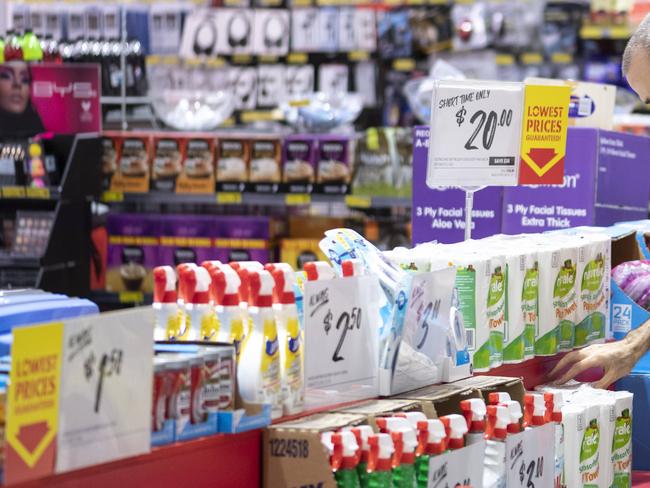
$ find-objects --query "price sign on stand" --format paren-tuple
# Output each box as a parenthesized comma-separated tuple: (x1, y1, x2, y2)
(427, 441, 485, 487)
(55, 308, 154, 473)
(303, 275, 380, 409)
(506, 423, 555, 488)
(390, 268, 456, 395)
(427, 79, 524, 187)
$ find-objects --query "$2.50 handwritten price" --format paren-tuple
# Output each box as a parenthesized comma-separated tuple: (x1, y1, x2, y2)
(84, 349, 123, 413)
(322, 307, 362, 362)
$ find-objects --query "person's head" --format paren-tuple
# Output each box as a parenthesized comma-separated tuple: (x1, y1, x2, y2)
(0, 61, 31, 114)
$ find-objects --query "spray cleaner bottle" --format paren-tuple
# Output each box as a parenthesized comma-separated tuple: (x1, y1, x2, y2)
(394, 411, 427, 429)
(484, 404, 510, 488)
(153, 266, 181, 341)
(523, 393, 547, 428)
(267, 264, 304, 415)
(415, 419, 447, 488)
(342, 258, 365, 277)
(345, 425, 374, 488)
(321, 431, 361, 488)
(178, 265, 212, 341)
(460, 398, 487, 444)
(488, 393, 522, 434)
(230, 261, 263, 342)
(305, 261, 337, 281)
(207, 264, 246, 356)
(439, 414, 468, 450)
(544, 391, 565, 488)
(237, 269, 282, 419)
(367, 433, 395, 488)
(390, 427, 418, 488)
(173, 263, 197, 340)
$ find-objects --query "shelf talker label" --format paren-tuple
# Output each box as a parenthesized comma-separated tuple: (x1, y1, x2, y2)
(216, 192, 242, 204)
(102, 191, 124, 202)
(345, 195, 372, 208)
(118, 291, 144, 304)
(518, 83, 570, 185)
(5, 322, 63, 484)
(285, 194, 311, 206)
(2, 186, 26, 198)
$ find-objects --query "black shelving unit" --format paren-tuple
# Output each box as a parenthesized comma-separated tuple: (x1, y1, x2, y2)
(0, 133, 101, 296)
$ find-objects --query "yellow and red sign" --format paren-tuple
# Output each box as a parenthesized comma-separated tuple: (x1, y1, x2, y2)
(5, 323, 63, 485)
(519, 83, 571, 184)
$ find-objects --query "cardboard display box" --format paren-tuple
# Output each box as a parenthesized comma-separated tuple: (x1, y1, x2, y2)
(331, 398, 433, 431)
(263, 413, 367, 488)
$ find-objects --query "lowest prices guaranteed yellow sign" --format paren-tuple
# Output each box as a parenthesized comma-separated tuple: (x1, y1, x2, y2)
(5, 323, 63, 484)
(519, 83, 571, 184)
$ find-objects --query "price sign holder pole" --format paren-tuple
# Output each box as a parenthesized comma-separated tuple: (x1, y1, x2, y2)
(460, 185, 486, 241)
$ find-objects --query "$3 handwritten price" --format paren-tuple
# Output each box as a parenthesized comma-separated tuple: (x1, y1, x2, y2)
(519, 457, 544, 488)
(455, 106, 514, 151)
(84, 348, 123, 413)
(323, 307, 362, 362)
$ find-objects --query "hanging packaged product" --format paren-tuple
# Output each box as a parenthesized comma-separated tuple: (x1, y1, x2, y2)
(266, 263, 304, 416)
(216, 137, 249, 193)
(237, 269, 282, 419)
(414, 419, 447, 488)
(316, 135, 351, 194)
(153, 266, 181, 341)
(109, 132, 152, 193)
(204, 262, 246, 354)
(321, 431, 361, 488)
(533, 238, 576, 355)
(575, 233, 610, 347)
(178, 264, 212, 341)
(283, 135, 317, 194)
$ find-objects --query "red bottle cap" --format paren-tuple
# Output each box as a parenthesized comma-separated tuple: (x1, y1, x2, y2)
(153, 267, 176, 303)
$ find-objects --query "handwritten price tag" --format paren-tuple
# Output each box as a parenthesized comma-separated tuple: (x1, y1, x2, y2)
(427, 79, 524, 187)
(427, 441, 486, 487)
(56, 309, 154, 473)
(303, 276, 380, 409)
(506, 423, 555, 488)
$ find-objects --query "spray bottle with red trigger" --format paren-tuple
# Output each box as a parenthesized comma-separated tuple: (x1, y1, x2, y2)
(341, 259, 365, 277)
(440, 414, 468, 450)
(153, 266, 181, 341)
(415, 419, 447, 488)
(460, 398, 487, 444)
(488, 393, 522, 434)
(304, 261, 336, 281)
(207, 264, 246, 355)
(230, 261, 263, 340)
(390, 427, 419, 488)
(344, 425, 373, 488)
(544, 391, 565, 488)
(178, 265, 212, 341)
(484, 404, 510, 488)
(266, 263, 304, 415)
(524, 393, 547, 428)
(173, 263, 197, 340)
(394, 411, 427, 429)
(236, 269, 282, 419)
(321, 431, 361, 488)
(367, 433, 395, 488)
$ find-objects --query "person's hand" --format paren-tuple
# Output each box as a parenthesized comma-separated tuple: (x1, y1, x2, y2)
(548, 339, 642, 389)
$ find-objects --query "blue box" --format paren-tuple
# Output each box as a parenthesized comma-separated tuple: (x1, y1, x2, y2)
(616, 374, 650, 470)
(151, 419, 175, 447)
(217, 404, 272, 434)
(177, 412, 218, 442)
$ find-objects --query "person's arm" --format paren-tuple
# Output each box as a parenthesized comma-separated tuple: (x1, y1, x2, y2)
(548, 319, 650, 388)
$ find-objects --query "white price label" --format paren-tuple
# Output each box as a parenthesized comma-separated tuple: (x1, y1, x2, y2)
(427, 79, 524, 187)
(428, 441, 485, 487)
(303, 276, 379, 409)
(506, 424, 555, 488)
(55, 309, 154, 473)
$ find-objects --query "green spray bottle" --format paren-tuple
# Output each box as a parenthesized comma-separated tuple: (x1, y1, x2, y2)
(346, 425, 374, 488)
(367, 433, 395, 488)
(415, 419, 447, 488)
(322, 431, 361, 488)
(389, 428, 418, 488)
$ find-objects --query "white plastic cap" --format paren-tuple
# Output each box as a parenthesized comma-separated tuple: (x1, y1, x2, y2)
(395, 411, 428, 429)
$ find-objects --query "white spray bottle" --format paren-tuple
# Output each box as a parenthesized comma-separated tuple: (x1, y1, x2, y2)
(304, 261, 336, 281)
(267, 263, 304, 415)
(230, 261, 263, 340)
(179, 265, 212, 341)
(237, 269, 282, 419)
(174, 263, 197, 340)
(524, 393, 547, 428)
(460, 398, 487, 444)
(153, 266, 180, 341)
(484, 404, 510, 488)
(208, 264, 246, 358)
(440, 414, 468, 450)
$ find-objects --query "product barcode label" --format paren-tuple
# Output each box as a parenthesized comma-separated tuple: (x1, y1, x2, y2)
(552, 251, 560, 268)
(579, 247, 586, 262)
(465, 329, 475, 350)
(520, 256, 525, 271)
(578, 96, 592, 117)
(577, 412, 584, 431)
(609, 406, 616, 422)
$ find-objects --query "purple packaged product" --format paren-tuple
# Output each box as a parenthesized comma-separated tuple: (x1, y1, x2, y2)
(315, 135, 350, 194)
(282, 135, 317, 194)
(159, 215, 222, 267)
(106, 213, 160, 293)
(411, 126, 503, 244)
(214, 216, 271, 264)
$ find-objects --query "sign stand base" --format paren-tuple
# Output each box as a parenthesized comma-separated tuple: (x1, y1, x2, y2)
(461, 186, 486, 241)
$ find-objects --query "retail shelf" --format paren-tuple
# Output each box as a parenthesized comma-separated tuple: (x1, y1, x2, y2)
(90, 290, 153, 307)
(0, 186, 61, 201)
(580, 24, 631, 39)
(101, 96, 152, 105)
(100, 190, 412, 209)
(9, 430, 261, 488)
